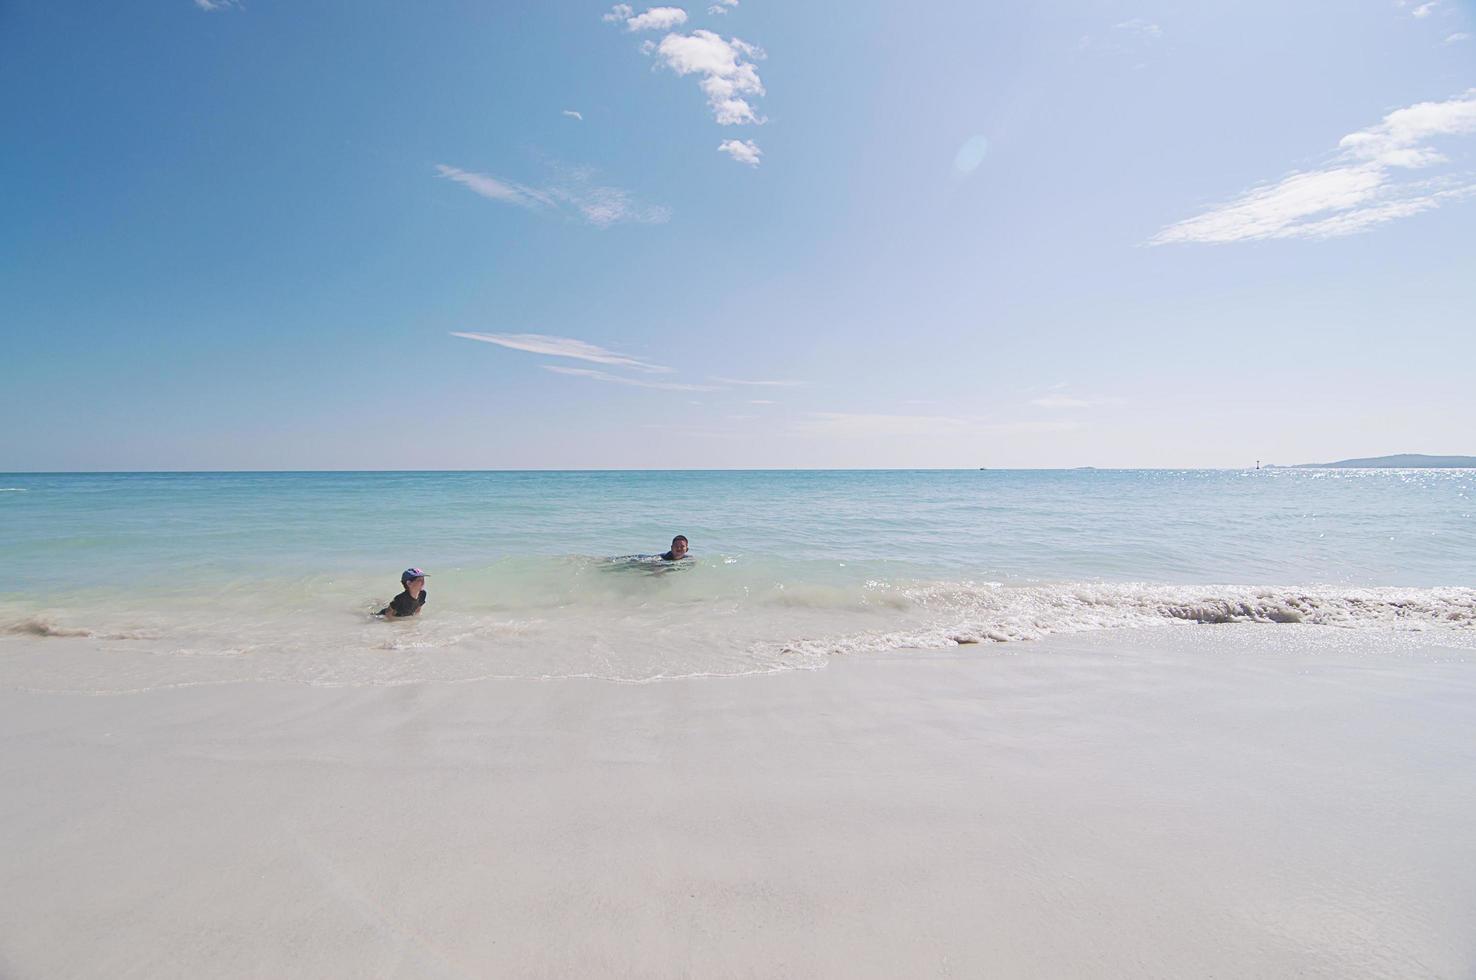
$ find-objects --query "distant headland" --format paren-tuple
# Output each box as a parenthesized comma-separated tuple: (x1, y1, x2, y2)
(1278, 454, 1476, 469)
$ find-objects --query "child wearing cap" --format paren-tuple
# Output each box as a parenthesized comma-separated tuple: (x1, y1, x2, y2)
(380, 568, 428, 618)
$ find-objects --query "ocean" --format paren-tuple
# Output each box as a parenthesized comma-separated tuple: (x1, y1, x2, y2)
(2, 469, 1473, 690)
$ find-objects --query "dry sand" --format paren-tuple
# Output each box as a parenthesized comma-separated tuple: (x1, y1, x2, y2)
(2, 625, 1474, 978)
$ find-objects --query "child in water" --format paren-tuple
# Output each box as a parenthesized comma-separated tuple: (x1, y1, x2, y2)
(380, 568, 428, 618)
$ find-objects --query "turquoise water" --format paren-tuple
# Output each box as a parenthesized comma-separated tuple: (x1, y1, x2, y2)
(5, 468, 1475, 588)
(2, 469, 1473, 688)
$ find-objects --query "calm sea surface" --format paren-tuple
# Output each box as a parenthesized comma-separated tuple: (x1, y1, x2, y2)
(2, 470, 1473, 688)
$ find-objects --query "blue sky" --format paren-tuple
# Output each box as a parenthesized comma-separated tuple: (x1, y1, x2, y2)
(2, 0, 1473, 469)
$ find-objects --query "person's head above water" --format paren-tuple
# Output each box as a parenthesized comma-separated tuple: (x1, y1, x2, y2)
(400, 568, 428, 597)
(662, 536, 689, 561)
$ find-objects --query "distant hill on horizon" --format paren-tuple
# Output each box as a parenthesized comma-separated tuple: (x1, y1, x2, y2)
(1288, 454, 1476, 469)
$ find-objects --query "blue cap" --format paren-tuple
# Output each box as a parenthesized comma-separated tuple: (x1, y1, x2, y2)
(401, 567, 428, 584)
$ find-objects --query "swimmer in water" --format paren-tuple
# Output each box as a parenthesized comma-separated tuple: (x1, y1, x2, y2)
(379, 568, 428, 618)
(660, 535, 689, 561)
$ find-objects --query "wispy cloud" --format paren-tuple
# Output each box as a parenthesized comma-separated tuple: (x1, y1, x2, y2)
(1114, 18, 1162, 40)
(193, 0, 238, 10)
(748, 399, 776, 405)
(1152, 90, 1476, 244)
(791, 413, 1085, 438)
(650, 30, 767, 126)
(562, 109, 584, 121)
(1030, 395, 1093, 409)
(1079, 18, 1162, 56)
(708, 0, 738, 13)
(717, 139, 762, 166)
(436, 165, 553, 210)
(1413, 1, 1439, 16)
(603, 4, 688, 32)
(454, 334, 813, 397)
(1447, 32, 1470, 43)
(435, 163, 670, 228)
(1028, 388, 1123, 409)
(791, 413, 973, 437)
(709, 376, 802, 387)
(451, 332, 670, 373)
(543, 366, 717, 391)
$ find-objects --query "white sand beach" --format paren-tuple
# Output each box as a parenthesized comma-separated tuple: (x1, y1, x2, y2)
(2, 625, 1473, 978)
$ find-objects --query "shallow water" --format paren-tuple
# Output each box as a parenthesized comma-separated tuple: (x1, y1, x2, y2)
(2, 469, 1473, 687)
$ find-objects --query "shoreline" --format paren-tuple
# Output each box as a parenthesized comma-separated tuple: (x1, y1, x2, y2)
(2, 628, 1474, 977)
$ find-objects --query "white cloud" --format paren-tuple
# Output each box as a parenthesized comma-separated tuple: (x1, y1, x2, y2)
(627, 6, 688, 31)
(562, 109, 583, 121)
(1413, 1, 1438, 16)
(718, 138, 762, 166)
(709, 376, 802, 387)
(1152, 90, 1476, 244)
(543, 366, 717, 391)
(451, 332, 671, 373)
(749, 399, 776, 405)
(708, 0, 738, 12)
(436, 163, 670, 228)
(604, 4, 688, 32)
(1447, 32, 1471, 43)
(193, 0, 238, 10)
(651, 30, 766, 126)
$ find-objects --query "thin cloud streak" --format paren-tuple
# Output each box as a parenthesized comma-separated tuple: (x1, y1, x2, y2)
(791, 413, 1085, 438)
(435, 163, 670, 228)
(451, 332, 671, 373)
(435, 165, 552, 210)
(709, 376, 803, 387)
(562, 109, 584, 121)
(790, 413, 973, 437)
(1029, 393, 1124, 409)
(543, 366, 718, 391)
(1152, 89, 1476, 244)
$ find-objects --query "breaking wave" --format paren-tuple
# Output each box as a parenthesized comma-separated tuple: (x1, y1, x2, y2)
(770, 582, 1476, 657)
